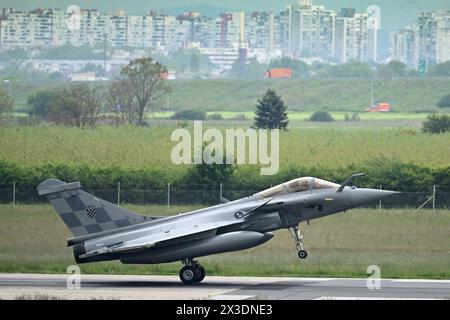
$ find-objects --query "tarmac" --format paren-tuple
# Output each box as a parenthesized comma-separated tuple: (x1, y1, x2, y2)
(0, 273, 449, 300)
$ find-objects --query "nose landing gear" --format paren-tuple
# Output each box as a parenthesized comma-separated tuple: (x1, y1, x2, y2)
(179, 259, 206, 284)
(289, 225, 308, 260)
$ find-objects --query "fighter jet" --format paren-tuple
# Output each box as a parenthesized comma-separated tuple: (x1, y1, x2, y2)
(37, 173, 397, 284)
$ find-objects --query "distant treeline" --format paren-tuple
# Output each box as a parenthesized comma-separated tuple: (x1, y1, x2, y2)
(230, 58, 450, 79)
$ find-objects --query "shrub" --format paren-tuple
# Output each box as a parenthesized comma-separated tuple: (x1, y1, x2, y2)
(171, 109, 206, 120)
(344, 112, 361, 122)
(233, 114, 247, 121)
(206, 113, 223, 120)
(437, 94, 450, 109)
(27, 90, 57, 119)
(310, 111, 334, 122)
(422, 113, 450, 134)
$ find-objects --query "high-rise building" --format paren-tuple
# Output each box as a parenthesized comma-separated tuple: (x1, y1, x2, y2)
(390, 26, 418, 68)
(416, 11, 438, 65)
(244, 12, 275, 51)
(366, 5, 380, 62)
(127, 14, 152, 48)
(0, 9, 53, 47)
(281, 3, 336, 60)
(164, 15, 191, 51)
(390, 10, 450, 68)
(0, 3, 380, 65)
(109, 11, 127, 47)
(436, 12, 450, 63)
(79, 10, 109, 47)
(334, 10, 369, 63)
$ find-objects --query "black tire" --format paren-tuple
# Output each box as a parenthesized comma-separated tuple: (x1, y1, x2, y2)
(179, 266, 197, 284)
(194, 266, 206, 283)
(298, 250, 308, 259)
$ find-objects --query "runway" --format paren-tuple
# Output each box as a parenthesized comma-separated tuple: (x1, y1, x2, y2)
(0, 273, 449, 300)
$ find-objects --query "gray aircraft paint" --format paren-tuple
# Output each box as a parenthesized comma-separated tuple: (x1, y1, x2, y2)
(38, 176, 397, 268)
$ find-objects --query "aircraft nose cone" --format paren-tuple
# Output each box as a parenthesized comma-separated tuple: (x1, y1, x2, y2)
(351, 189, 399, 207)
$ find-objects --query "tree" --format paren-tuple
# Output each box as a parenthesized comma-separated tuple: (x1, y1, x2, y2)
(326, 61, 373, 78)
(27, 90, 57, 118)
(80, 63, 105, 75)
(377, 61, 407, 78)
(186, 144, 235, 188)
(0, 48, 27, 62)
(229, 58, 268, 79)
(0, 88, 14, 123)
(48, 84, 102, 128)
(310, 110, 334, 122)
(106, 80, 136, 126)
(428, 61, 450, 77)
(119, 58, 170, 126)
(437, 94, 450, 109)
(36, 44, 103, 60)
(190, 53, 200, 73)
(422, 113, 450, 134)
(254, 89, 288, 130)
(171, 109, 206, 120)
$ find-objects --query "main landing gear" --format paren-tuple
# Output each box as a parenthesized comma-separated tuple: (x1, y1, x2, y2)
(289, 225, 308, 260)
(179, 259, 206, 284)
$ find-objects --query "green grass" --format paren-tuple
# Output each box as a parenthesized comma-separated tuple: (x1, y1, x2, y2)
(151, 111, 431, 121)
(8, 78, 450, 113)
(2, 125, 450, 170)
(0, 205, 449, 279)
(155, 79, 450, 112)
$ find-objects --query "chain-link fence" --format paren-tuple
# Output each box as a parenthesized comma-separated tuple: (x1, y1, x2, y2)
(0, 182, 449, 209)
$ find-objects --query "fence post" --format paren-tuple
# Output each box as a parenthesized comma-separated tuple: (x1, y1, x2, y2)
(117, 182, 121, 206)
(12, 181, 16, 206)
(432, 185, 436, 212)
(379, 185, 382, 210)
(167, 183, 171, 207)
(219, 183, 223, 204)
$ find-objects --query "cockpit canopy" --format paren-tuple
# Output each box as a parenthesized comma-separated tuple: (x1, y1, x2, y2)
(256, 177, 340, 198)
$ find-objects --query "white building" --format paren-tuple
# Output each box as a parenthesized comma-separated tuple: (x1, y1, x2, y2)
(0, 9, 53, 47)
(334, 12, 369, 63)
(390, 10, 450, 68)
(436, 13, 450, 63)
(245, 12, 275, 51)
(390, 26, 418, 68)
(198, 46, 240, 72)
(127, 15, 152, 48)
(0, 2, 380, 65)
(281, 2, 336, 60)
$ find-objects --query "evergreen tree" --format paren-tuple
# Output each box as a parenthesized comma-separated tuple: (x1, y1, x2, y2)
(254, 89, 288, 130)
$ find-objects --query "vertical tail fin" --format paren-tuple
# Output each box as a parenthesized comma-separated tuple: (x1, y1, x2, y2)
(37, 178, 153, 237)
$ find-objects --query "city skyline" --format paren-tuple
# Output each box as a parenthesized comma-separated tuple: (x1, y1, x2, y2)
(0, 2, 380, 69)
(0, 0, 448, 31)
(0, 1, 449, 76)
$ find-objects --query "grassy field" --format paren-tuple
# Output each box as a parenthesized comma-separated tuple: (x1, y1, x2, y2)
(152, 111, 432, 121)
(0, 205, 449, 279)
(157, 79, 450, 112)
(7, 78, 450, 113)
(2, 125, 450, 170)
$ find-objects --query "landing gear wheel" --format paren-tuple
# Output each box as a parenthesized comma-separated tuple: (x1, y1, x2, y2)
(194, 266, 206, 283)
(289, 224, 309, 261)
(179, 266, 197, 284)
(298, 250, 308, 259)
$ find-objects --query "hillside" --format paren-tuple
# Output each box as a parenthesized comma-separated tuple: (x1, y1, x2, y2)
(158, 78, 450, 112)
(9, 78, 450, 114)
